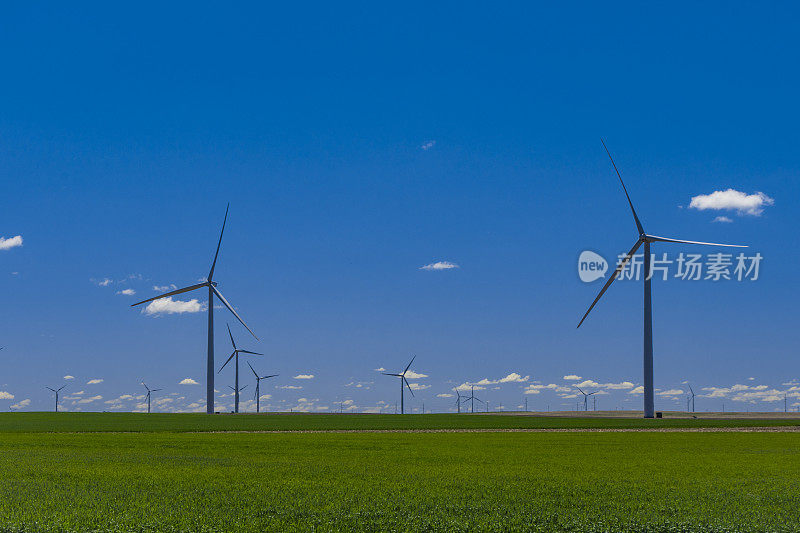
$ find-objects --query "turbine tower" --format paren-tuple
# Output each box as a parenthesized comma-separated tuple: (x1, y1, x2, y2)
(219, 323, 262, 413)
(382, 355, 416, 414)
(576, 387, 598, 412)
(247, 361, 277, 414)
(578, 140, 746, 418)
(46, 385, 66, 412)
(228, 385, 247, 411)
(688, 385, 696, 413)
(141, 382, 162, 414)
(462, 385, 485, 414)
(131, 205, 258, 414)
(455, 390, 463, 413)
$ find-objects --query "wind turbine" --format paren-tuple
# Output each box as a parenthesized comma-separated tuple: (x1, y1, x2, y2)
(577, 140, 746, 418)
(576, 387, 597, 412)
(247, 361, 277, 414)
(46, 385, 66, 412)
(219, 323, 262, 413)
(462, 385, 485, 414)
(141, 382, 162, 414)
(455, 390, 464, 413)
(382, 355, 416, 414)
(688, 385, 696, 413)
(227, 385, 247, 411)
(131, 204, 258, 414)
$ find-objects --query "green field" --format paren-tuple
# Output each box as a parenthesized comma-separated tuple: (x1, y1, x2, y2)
(1, 414, 799, 532)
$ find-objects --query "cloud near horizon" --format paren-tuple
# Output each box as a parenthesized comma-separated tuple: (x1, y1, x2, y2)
(179, 378, 199, 385)
(689, 189, 774, 216)
(293, 374, 315, 380)
(86, 379, 103, 385)
(0, 391, 14, 400)
(116, 288, 136, 296)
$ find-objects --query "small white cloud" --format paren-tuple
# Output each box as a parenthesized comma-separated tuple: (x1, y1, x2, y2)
(712, 216, 733, 223)
(374, 367, 386, 372)
(116, 288, 136, 296)
(420, 261, 459, 271)
(11, 398, 30, 409)
(0, 235, 23, 250)
(95, 278, 113, 287)
(278, 385, 302, 390)
(629, 386, 644, 394)
(144, 297, 206, 315)
(689, 189, 774, 216)
(437, 393, 454, 398)
(78, 395, 103, 404)
(153, 284, 177, 292)
(408, 383, 430, 391)
(63, 375, 75, 380)
(404, 370, 428, 379)
(563, 375, 581, 381)
(87, 379, 103, 385)
(656, 389, 684, 396)
(747, 377, 755, 381)
(0, 391, 14, 400)
(179, 378, 199, 385)
(421, 140, 436, 150)
(293, 374, 315, 380)
(499, 373, 530, 383)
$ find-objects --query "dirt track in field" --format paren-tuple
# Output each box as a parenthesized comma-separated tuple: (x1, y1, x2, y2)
(196, 426, 800, 434)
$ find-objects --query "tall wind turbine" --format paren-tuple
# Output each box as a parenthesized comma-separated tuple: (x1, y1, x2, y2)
(46, 385, 66, 412)
(227, 385, 247, 411)
(382, 355, 416, 414)
(688, 385, 696, 413)
(455, 390, 464, 413)
(141, 382, 162, 414)
(247, 361, 277, 414)
(462, 385, 485, 414)
(219, 323, 262, 413)
(576, 387, 598, 412)
(578, 140, 746, 418)
(131, 204, 258, 414)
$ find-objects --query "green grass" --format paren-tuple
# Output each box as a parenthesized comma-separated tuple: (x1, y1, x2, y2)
(1, 429, 799, 532)
(1, 411, 798, 433)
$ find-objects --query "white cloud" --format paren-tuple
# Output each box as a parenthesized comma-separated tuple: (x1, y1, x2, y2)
(437, 393, 454, 398)
(563, 375, 581, 381)
(408, 383, 430, 391)
(404, 370, 428, 379)
(179, 378, 199, 385)
(0, 391, 14, 400)
(95, 278, 113, 287)
(419, 261, 459, 271)
(576, 380, 635, 391)
(629, 386, 644, 394)
(656, 389, 684, 396)
(0, 235, 23, 250)
(116, 288, 136, 296)
(63, 375, 75, 380)
(293, 374, 315, 380)
(87, 379, 103, 385)
(153, 284, 177, 292)
(712, 216, 733, 224)
(143, 297, 206, 315)
(499, 373, 530, 383)
(78, 395, 102, 404)
(11, 398, 30, 409)
(421, 140, 436, 150)
(278, 385, 302, 390)
(689, 189, 774, 216)
(455, 382, 485, 391)
(374, 367, 386, 372)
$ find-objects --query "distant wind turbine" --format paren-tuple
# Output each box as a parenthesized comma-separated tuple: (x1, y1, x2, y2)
(247, 361, 277, 414)
(131, 204, 258, 414)
(228, 385, 247, 411)
(455, 390, 464, 413)
(46, 385, 67, 412)
(578, 140, 746, 418)
(141, 382, 162, 414)
(576, 387, 598, 412)
(382, 355, 417, 414)
(462, 385, 485, 414)
(219, 323, 262, 413)
(687, 385, 696, 413)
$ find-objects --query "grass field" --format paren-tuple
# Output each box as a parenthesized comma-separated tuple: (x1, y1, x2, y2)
(1, 414, 799, 532)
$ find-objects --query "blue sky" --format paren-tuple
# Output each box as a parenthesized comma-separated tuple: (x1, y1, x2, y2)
(1, 2, 798, 413)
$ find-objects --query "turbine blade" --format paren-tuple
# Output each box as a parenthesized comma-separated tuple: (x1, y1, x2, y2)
(152, 389, 163, 392)
(262, 374, 278, 379)
(58, 385, 67, 392)
(577, 238, 643, 328)
(404, 377, 415, 397)
(46, 387, 55, 392)
(382, 373, 402, 377)
(576, 387, 586, 395)
(211, 286, 258, 340)
(238, 350, 263, 356)
(208, 203, 229, 281)
(239, 385, 247, 392)
(130, 282, 207, 307)
(646, 234, 747, 248)
(247, 361, 259, 378)
(228, 385, 235, 391)
(218, 350, 237, 373)
(227, 323, 237, 350)
(601, 138, 644, 235)
(403, 354, 416, 375)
